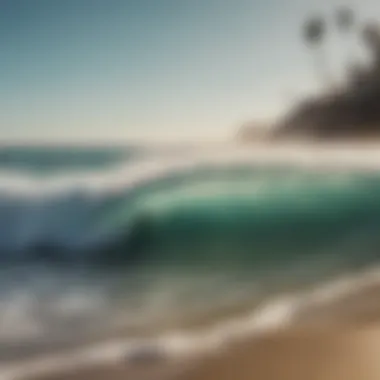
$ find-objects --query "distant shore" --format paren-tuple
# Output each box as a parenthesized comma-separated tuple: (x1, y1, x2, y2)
(228, 137, 380, 173)
(235, 127, 380, 146)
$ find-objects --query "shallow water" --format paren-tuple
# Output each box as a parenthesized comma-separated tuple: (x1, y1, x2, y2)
(1, 143, 380, 366)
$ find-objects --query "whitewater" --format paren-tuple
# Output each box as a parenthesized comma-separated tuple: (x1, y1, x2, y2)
(2, 142, 380, 379)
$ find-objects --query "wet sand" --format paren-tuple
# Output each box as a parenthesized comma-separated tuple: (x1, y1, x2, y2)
(30, 360, 191, 380)
(32, 328, 380, 380)
(25, 280, 380, 380)
(181, 327, 380, 380)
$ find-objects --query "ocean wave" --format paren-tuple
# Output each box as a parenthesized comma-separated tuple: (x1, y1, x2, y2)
(1, 146, 380, 265)
(2, 145, 380, 376)
(3, 264, 380, 380)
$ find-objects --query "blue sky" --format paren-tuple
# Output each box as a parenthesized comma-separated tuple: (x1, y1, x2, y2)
(0, 0, 377, 143)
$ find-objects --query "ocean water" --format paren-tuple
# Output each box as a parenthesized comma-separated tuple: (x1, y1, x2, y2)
(2, 143, 380, 377)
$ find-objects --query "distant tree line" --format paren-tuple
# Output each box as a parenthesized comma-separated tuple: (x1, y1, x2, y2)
(271, 6, 380, 140)
(303, 6, 380, 89)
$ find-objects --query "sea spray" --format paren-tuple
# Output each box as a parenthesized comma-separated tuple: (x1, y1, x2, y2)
(1, 144, 380, 367)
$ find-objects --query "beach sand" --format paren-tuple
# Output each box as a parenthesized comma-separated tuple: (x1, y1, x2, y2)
(182, 327, 380, 380)
(25, 279, 380, 380)
(30, 360, 191, 380)
(32, 328, 380, 380)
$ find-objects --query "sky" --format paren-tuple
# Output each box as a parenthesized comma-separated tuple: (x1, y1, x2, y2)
(0, 0, 379, 144)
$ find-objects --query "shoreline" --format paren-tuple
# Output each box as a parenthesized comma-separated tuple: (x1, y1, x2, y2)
(29, 329, 380, 380)
(3, 141, 380, 380)
(181, 327, 380, 380)
(7, 265, 380, 380)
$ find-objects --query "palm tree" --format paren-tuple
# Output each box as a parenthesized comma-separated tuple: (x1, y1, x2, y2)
(302, 14, 329, 89)
(362, 22, 380, 60)
(335, 6, 356, 75)
(335, 6, 355, 35)
(361, 22, 380, 85)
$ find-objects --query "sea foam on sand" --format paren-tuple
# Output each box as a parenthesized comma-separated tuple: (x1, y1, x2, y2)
(4, 142, 380, 379)
(4, 265, 380, 380)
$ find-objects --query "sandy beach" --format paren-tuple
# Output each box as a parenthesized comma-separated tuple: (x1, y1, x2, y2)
(20, 276, 380, 380)
(33, 329, 380, 380)
(181, 327, 380, 380)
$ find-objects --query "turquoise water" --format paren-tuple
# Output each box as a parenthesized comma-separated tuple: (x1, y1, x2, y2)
(97, 168, 380, 272)
(1, 145, 380, 361)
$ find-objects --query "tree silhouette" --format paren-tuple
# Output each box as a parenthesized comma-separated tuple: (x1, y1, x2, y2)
(361, 22, 380, 87)
(303, 15, 329, 88)
(335, 6, 355, 33)
(362, 22, 380, 59)
(335, 6, 356, 78)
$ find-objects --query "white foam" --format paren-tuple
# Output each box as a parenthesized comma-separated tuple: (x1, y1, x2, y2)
(0, 143, 377, 252)
(1, 143, 380, 198)
(3, 265, 380, 380)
